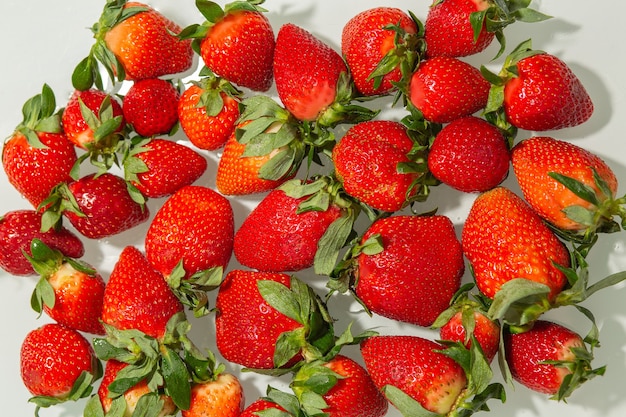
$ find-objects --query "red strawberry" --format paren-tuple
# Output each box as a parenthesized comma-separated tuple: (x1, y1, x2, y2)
(185, 1, 275, 92)
(462, 187, 570, 302)
(124, 138, 208, 199)
(332, 120, 423, 212)
(437, 309, 501, 363)
(408, 56, 490, 123)
(2, 85, 77, 209)
(43, 173, 149, 239)
(122, 78, 180, 137)
(427, 116, 510, 193)
(101, 246, 183, 339)
(28, 239, 105, 335)
(239, 398, 286, 417)
(182, 373, 244, 417)
(504, 320, 603, 399)
(351, 215, 464, 327)
(341, 7, 420, 96)
(20, 323, 100, 403)
(0, 209, 83, 276)
(511, 136, 621, 235)
(360, 335, 467, 415)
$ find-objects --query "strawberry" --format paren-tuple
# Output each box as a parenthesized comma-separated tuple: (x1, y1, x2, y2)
(177, 73, 242, 151)
(239, 398, 286, 417)
(182, 0, 275, 92)
(408, 56, 490, 123)
(0, 209, 83, 276)
(28, 239, 105, 335)
(427, 116, 510, 193)
(42, 173, 149, 239)
(332, 120, 426, 212)
(511, 136, 622, 236)
(348, 215, 464, 327)
(462, 187, 570, 303)
(341, 7, 420, 96)
(182, 373, 244, 417)
(101, 246, 183, 339)
(2, 85, 77, 209)
(122, 78, 180, 137)
(504, 320, 604, 399)
(123, 138, 208, 199)
(75, 1, 194, 89)
(20, 323, 101, 408)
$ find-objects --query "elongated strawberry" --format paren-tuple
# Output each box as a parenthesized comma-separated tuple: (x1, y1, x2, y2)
(341, 7, 420, 96)
(511, 136, 622, 236)
(122, 78, 180, 137)
(2, 85, 77, 209)
(0, 209, 83, 276)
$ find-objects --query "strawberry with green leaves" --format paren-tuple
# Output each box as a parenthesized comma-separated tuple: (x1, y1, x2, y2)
(122, 78, 180, 137)
(2, 85, 77, 209)
(239, 398, 287, 417)
(183, 372, 244, 417)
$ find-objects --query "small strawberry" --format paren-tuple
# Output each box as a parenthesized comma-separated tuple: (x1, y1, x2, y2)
(341, 7, 421, 96)
(2, 84, 77, 209)
(181, 0, 275, 92)
(28, 239, 105, 335)
(427, 116, 510, 193)
(0, 209, 83, 276)
(182, 373, 244, 417)
(504, 320, 604, 399)
(122, 78, 180, 137)
(239, 398, 287, 417)
(408, 55, 490, 123)
(75, 1, 194, 89)
(20, 323, 101, 411)
(511, 136, 623, 237)
(123, 138, 208, 199)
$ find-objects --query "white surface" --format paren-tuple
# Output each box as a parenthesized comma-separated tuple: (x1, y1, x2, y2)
(1, 1, 626, 416)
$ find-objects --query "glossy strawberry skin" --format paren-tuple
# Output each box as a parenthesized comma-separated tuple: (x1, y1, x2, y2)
(355, 215, 464, 327)
(145, 185, 234, 279)
(214, 270, 302, 370)
(360, 335, 467, 415)
(332, 120, 419, 212)
(0, 209, 84, 276)
(274, 23, 347, 121)
(182, 373, 245, 417)
(201, 10, 275, 92)
(409, 56, 490, 123)
(439, 310, 501, 363)
(511, 136, 618, 231)
(503, 53, 593, 131)
(239, 399, 286, 417)
(122, 78, 180, 137)
(462, 187, 570, 301)
(2, 131, 77, 209)
(428, 116, 510, 193)
(20, 323, 99, 399)
(102, 246, 183, 339)
(342, 7, 418, 96)
(233, 187, 342, 272)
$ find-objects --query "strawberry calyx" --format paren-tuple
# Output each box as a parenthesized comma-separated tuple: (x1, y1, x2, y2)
(29, 368, 103, 416)
(289, 360, 344, 415)
(189, 67, 244, 115)
(13, 84, 63, 147)
(166, 260, 223, 318)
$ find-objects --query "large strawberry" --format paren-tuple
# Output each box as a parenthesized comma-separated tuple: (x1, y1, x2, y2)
(2, 85, 77, 209)
(122, 78, 180, 137)
(0, 209, 84, 276)
(341, 7, 420, 96)
(511, 136, 622, 237)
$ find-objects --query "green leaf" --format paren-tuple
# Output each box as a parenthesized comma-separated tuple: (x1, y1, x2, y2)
(487, 278, 551, 326)
(195, 0, 225, 23)
(258, 280, 303, 323)
(382, 385, 440, 417)
(83, 394, 106, 417)
(72, 56, 95, 91)
(314, 214, 354, 276)
(274, 327, 306, 369)
(549, 172, 600, 205)
(161, 346, 191, 410)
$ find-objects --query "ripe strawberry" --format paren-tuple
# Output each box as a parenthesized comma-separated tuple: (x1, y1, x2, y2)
(350, 215, 464, 327)
(427, 116, 510, 193)
(20, 323, 100, 403)
(332, 120, 423, 212)
(177, 74, 242, 151)
(462, 187, 570, 301)
(28, 239, 105, 335)
(239, 398, 286, 417)
(2, 85, 77, 209)
(184, 1, 275, 92)
(182, 373, 244, 417)
(123, 138, 208, 199)
(408, 56, 490, 123)
(0, 209, 83, 276)
(76, 1, 193, 89)
(122, 78, 180, 137)
(43, 173, 149, 239)
(438, 309, 501, 363)
(511, 136, 621, 235)
(504, 320, 603, 399)
(102, 246, 183, 339)
(145, 185, 234, 280)
(341, 7, 420, 96)
(360, 335, 467, 415)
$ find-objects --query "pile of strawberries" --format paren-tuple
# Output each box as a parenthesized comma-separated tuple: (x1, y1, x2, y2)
(2, 0, 626, 416)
